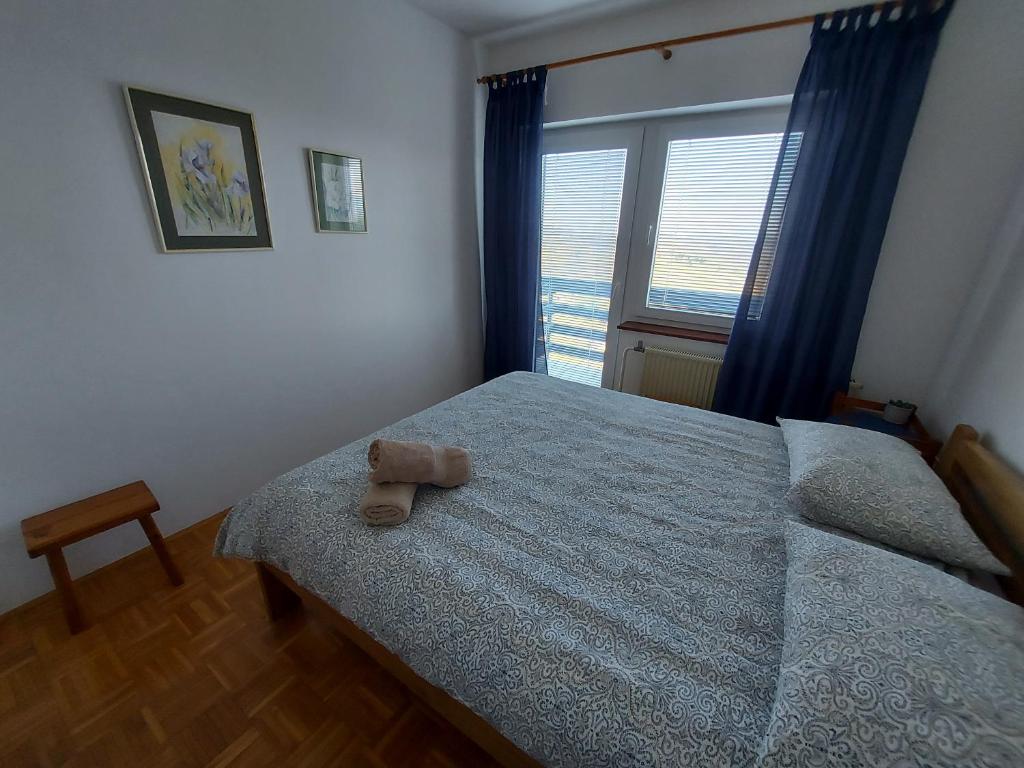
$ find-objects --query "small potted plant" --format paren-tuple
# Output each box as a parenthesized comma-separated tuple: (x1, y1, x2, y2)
(883, 399, 917, 425)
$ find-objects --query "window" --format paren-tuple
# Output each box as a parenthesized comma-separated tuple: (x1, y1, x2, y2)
(620, 105, 794, 330)
(540, 148, 628, 386)
(646, 133, 784, 318)
(537, 103, 793, 389)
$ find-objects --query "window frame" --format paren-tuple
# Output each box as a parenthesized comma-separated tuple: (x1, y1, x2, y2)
(540, 123, 644, 389)
(621, 105, 792, 331)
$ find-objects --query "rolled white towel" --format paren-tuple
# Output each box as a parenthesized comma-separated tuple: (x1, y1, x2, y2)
(368, 439, 472, 488)
(358, 481, 417, 526)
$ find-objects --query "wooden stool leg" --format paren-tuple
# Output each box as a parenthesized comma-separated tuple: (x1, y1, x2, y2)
(138, 514, 184, 586)
(45, 549, 85, 634)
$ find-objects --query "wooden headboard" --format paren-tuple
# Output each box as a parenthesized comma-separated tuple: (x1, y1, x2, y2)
(935, 424, 1024, 604)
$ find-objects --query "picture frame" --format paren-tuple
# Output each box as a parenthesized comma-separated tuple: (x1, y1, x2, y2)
(306, 148, 367, 234)
(124, 85, 273, 252)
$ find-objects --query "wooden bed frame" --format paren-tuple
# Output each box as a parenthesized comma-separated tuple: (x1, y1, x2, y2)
(253, 423, 1024, 767)
(934, 424, 1024, 603)
(255, 562, 541, 768)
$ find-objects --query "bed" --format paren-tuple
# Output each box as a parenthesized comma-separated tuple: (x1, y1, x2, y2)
(215, 372, 1024, 767)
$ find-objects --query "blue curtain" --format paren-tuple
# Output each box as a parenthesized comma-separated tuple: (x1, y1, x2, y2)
(713, 0, 954, 422)
(483, 67, 548, 380)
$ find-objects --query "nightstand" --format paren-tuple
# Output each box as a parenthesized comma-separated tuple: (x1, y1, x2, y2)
(827, 392, 942, 464)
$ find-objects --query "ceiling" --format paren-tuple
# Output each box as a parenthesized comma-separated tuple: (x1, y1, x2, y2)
(405, 0, 663, 37)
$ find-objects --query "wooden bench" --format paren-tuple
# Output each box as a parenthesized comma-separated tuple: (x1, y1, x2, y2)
(21, 481, 183, 633)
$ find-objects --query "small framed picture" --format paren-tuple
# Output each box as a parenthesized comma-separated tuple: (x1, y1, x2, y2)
(307, 149, 367, 233)
(124, 85, 273, 252)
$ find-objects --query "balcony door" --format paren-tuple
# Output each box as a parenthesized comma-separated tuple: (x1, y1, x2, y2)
(539, 124, 642, 388)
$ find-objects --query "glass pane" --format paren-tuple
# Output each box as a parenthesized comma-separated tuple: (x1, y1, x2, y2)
(540, 148, 627, 387)
(647, 133, 784, 317)
(746, 132, 802, 320)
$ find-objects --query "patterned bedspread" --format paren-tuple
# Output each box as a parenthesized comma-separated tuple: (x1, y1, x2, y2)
(215, 372, 794, 767)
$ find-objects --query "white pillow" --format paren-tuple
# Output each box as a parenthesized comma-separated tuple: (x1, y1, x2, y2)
(778, 418, 1007, 574)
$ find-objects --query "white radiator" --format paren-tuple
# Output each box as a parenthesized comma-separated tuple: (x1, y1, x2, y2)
(620, 345, 724, 410)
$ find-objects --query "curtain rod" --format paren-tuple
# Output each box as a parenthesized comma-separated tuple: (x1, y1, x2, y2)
(476, 2, 908, 85)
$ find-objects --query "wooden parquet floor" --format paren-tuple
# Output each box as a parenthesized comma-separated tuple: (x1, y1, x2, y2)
(0, 513, 498, 767)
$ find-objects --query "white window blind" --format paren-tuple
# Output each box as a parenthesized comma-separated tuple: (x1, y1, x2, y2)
(646, 133, 785, 318)
(746, 132, 802, 320)
(540, 148, 627, 386)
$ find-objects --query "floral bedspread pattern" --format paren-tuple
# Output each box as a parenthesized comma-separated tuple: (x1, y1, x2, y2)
(761, 523, 1024, 767)
(216, 372, 793, 767)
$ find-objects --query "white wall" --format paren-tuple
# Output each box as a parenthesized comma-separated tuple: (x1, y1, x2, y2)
(481, 0, 1024, 417)
(0, 0, 482, 610)
(928, 172, 1024, 473)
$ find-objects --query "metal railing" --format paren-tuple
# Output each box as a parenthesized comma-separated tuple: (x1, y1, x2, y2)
(540, 275, 739, 387)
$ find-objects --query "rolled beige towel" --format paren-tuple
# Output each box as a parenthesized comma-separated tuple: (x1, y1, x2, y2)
(359, 481, 417, 526)
(368, 439, 472, 488)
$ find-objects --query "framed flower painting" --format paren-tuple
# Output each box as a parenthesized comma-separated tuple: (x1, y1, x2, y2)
(307, 149, 367, 233)
(124, 86, 273, 252)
